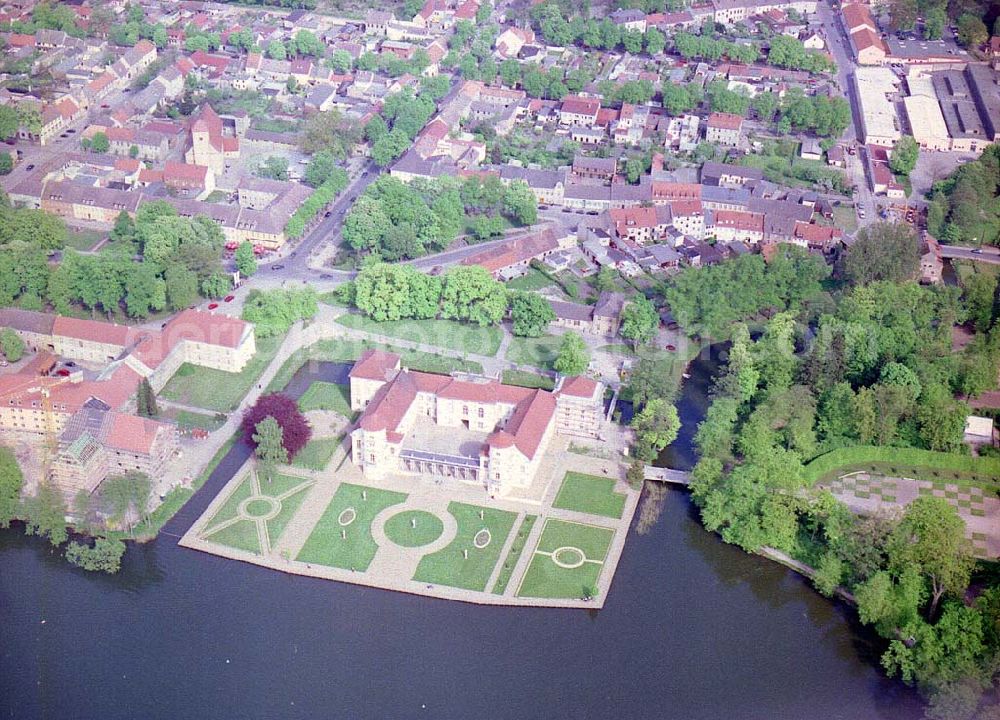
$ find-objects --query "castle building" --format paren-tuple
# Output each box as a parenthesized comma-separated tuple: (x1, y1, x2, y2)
(348, 350, 604, 496)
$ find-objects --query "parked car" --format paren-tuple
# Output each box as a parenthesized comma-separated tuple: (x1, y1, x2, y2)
(224, 295, 235, 302)
(271, 263, 285, 270)
(207, 302, 219, 310)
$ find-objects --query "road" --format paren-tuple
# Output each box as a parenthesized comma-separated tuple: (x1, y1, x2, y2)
(939, 245, 1000, 264)
(816, 0, 878, 228)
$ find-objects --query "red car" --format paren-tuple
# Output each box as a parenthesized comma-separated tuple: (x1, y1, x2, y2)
(224, 295, 235, 302)
(665, 344, 676, 352)
(208, 303, 219, 310)
(57, 369, 70, 377)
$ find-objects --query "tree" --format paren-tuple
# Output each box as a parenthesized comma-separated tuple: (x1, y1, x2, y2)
(644, 27, 666, 55)
(961, 272, 997, 332)
(509, 291, 555, 337)
(554, 332, 590, 376)
(890, 0, 918, 32)
(300, 110, 362, 158)
(890, 497, 975, 620)
(242, 393, 312, 459)
(0, 446, 22, 528)
(956, 13, 988, 48)
(440, 266, 507, 326)
(843, 222, 920, 285)
(100, 473, 151, 531)
(619, 297, 659, 347)
(923, 6, 946, 39)
(0, 105, 19, 140)
(111, 210, 136, 244)
(65, 537, 126, 573)
(235, 241, 258, 277)
(371, 127, 410, 167)
(0, 154, 11, 176)
(890, 135, 919, 176)
(164, 263, 199, 311)
(304, 150, 336, 188)
(256, 155, 288, 181)
(502, 180, 537, 225)
(202, 271, 231, 300)
(22, 482, 68, 546)
(630, 398, 680, 461)
(0, 327, 24, 362)
(242, 287, 318, 337)
(90, 132, 109, 153)
(136, 377, 158, 418)
(266, 39, 287, 60)
(252, 416, 288, 481)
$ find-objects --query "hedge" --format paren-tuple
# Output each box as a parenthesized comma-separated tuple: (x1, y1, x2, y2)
(803, 446, 1000, 485)
(284, 167, 349, 240)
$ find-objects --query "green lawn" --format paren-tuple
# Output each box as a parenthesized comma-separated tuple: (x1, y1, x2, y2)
(160, 334, 283, 412)
(505, 335, 562, 370)
(517, 519, 614, 600)
(203, 473, 255, 530)
(804, 446, 1000, 489)
(505, 267, 554, 292)
(298, 381, 352, 416)
(206, 518, 262, 554)
(832, 205, 858, 235)
(64, 228, 104, 252)
(292, 437, 341, 471)
(552, 472, 626, 519)
(265, 338, 484, 393)
(296, 483, 407, 571)
(492, 514, 536, 595)
(500, 369, 556, 390)
(413, 502, 517, 591)
(597, 344, 636, 357)
(336, 315, 504, 356)
(383, 510, 445, 547)
(200, 472, 312, 554)
(174, 409, 226, 431)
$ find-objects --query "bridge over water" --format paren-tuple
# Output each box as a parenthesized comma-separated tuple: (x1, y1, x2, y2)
(643, 466, 691, 486)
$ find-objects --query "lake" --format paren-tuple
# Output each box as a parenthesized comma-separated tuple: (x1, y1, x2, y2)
(0, 354, 924, 719)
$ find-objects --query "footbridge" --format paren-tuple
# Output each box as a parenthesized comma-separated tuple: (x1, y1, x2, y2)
(643, 466, 691, 486)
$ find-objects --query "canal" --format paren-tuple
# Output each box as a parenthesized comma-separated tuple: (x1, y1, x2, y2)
(0, 355, 924, 719)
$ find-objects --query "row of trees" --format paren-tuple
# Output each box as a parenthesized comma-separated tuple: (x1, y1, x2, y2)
(241, 287, 319, 338)
(342, 175, 537, 261)
(926, 143, 1000, 247)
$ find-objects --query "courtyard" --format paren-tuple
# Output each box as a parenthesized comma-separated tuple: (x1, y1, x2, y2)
(181, 436, 639, 608)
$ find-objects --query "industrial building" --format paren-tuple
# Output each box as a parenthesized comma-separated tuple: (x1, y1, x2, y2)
(853, 67, 901, 146)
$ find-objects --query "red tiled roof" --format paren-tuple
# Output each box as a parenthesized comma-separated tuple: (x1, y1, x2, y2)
(164, 161, 209, 186)
(714, 209, 763, 232)
(105, 412, 166, 454)
(350, 349, 401, 381)
(707, 112, 743, 130)
(560, 95, 600, 117)
(52, 316, 130, 347)
(558, 375, 598, 398)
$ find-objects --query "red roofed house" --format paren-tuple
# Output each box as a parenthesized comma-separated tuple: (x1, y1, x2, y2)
(348, 350, 604, 495)
(791, 221, 844, 251)
(459, 226, 572, 280)
(185, 104, 239, 175)
(711, 209, 764, 244)
(559, 95, 601, 127)
(163, 161, 214, 199)
(705, 112, 744, 146)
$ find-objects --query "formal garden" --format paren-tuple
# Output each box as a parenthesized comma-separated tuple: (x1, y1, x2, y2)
(199, 471, 314, 555)
(517, 519, 614, 600)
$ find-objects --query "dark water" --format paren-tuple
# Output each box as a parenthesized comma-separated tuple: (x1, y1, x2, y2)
(0, 358, 924, 720)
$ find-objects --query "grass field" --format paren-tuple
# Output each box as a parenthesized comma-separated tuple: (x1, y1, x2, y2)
(160, 334, 283, 412)
(173, 409, 226, 431)
(492, 514, 536, 595)
(517, 519, 614, 599)
(384, 510, 445, 547)
(298, 381, 352, 416)
(505, 267, 554, 292)
(296, 483, 407, 571)
(803, 446, 1000, 489)
(414, 502, 517, 591)
(500, 369, 556, 390)
(552, 472, 626, 519)
(265, 338, 483, 393)
(505, 335, 562, 370)
(336, 315, 504, 356)
(201, 472, 312, 554)
(597, 344, 636, 357)
(292, 437, 340, 471)
(64, 228, 104, 252)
